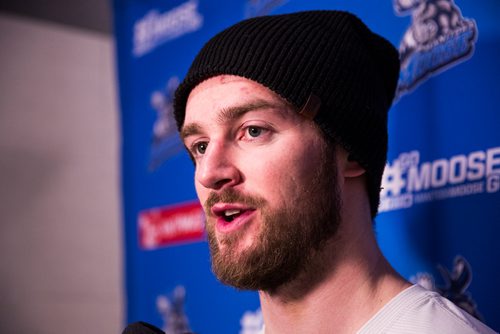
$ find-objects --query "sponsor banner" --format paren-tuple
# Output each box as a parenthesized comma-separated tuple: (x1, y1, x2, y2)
(114, 0, 500, 332)
(138, 201, 205, 249)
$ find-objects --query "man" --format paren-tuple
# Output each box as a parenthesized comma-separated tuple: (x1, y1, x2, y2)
(173, 10, 496, 334)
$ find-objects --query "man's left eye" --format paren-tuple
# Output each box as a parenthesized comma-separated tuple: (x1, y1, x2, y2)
(247, 126, 262, 137)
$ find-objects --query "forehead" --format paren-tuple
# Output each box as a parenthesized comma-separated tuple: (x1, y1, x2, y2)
(184, 75, 291, 123)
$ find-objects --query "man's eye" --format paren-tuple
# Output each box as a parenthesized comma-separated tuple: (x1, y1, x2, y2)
(195, 142, 207, 154)
(247, 126, 263, 138)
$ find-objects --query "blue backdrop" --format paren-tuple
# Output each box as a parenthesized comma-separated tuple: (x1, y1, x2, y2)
(113, 1, 500, 332)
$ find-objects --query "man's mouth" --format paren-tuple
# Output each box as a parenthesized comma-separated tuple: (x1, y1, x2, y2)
(211, 204, 256, 233)
(215, 207, 246, 222)
(222, 209, 242, 222)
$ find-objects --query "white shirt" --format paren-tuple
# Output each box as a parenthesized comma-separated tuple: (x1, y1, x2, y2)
(259, 285, 497, 333)
(357, 284, 497, 334)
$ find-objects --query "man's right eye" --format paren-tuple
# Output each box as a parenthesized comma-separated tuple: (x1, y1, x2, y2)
(194, 142, 207, 155)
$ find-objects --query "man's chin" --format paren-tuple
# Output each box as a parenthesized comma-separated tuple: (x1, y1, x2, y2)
(214, 222, 258, 250)
(209, 241, 264, 287)
(214, 240, 257, 266)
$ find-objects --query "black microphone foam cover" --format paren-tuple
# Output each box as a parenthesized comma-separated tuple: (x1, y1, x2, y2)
(122, 321, 165, 334)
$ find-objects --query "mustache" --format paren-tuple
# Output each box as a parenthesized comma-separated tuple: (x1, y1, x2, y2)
(204, 188, 266, 213)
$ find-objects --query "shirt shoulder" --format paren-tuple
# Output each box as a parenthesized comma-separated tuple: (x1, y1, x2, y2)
(357, 285, 498, 334)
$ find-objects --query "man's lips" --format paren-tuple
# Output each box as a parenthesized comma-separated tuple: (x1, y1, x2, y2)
(210, 203, 257, 233)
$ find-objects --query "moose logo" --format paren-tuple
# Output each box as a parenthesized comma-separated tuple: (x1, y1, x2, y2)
(394, 0, 477, 98)
(157, 286, 193, 334)
(411, 256, 484, 321)
(149, 76, 184, 170)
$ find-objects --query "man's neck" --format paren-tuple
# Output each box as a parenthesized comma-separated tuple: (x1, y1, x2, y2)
(258, 220, 410, 334)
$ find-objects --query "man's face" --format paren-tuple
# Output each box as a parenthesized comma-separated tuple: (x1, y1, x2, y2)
(181, 75, 342, 291)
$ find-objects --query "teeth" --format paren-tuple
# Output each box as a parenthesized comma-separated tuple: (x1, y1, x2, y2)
(224, 209, 241, 217)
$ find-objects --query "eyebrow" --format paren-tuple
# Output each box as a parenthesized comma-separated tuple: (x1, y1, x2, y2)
(180, 99, 289, 140)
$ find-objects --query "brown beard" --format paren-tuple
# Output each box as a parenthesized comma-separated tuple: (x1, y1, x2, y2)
(204, 142, 341, 292)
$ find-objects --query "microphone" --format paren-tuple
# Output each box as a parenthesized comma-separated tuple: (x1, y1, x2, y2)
(122, 321, 165, 334)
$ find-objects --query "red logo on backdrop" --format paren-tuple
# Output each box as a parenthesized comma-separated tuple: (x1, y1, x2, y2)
(138, 201, 205, 249)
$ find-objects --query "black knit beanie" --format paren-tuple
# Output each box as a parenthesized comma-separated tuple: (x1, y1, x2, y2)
(173, 10, 400, 217)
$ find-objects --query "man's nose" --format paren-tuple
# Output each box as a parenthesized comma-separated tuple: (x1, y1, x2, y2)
(195, 142, 241, 190)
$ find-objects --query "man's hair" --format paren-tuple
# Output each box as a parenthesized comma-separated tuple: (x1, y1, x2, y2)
(174, 10, 400, 217)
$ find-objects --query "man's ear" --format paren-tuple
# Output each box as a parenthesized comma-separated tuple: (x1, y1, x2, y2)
(344, 154, 366, 178)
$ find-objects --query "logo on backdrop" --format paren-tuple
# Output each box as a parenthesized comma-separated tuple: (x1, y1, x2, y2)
(240, 308, 264, 334)
(393, 0, 477, 98)
(157, 286, 193, 334)
(380, 146, 500, 213)
(138, 201, 205, 249)
(133, 0, 204, 57)
(411, 256, 484, 321)
(149, 76, 184, 170)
